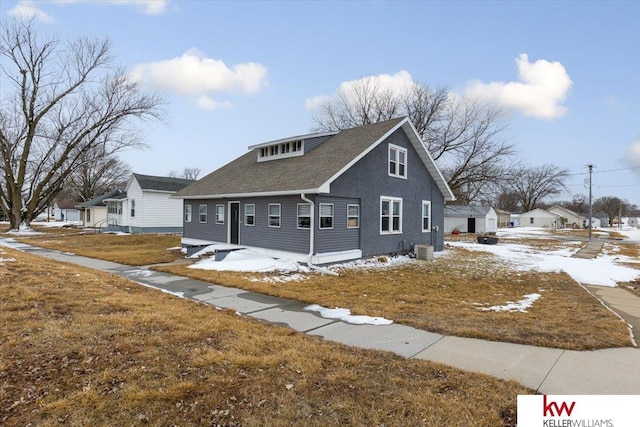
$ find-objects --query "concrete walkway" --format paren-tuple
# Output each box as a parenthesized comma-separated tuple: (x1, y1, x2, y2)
(2, 238, 639, 395)
(572, 239, 605, 259)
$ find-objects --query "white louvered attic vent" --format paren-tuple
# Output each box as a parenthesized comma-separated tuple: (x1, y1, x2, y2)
(257, 140, 304, 162)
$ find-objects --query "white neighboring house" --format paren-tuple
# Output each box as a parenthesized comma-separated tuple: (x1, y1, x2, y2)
(76, 189, 125, 228)
(104, 174, 195, 233)
(622, 217, 639, 228)
(444, 205, 498, 233)
(52, 200, 80, 222)
(519, 208, 562, 229)
(548, 205, 585, 229)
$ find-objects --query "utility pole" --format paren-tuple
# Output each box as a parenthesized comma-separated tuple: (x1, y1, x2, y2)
(588, 164, 593, 240)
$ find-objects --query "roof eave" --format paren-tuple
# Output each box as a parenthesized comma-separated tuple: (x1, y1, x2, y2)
(172, 188, 323, 200)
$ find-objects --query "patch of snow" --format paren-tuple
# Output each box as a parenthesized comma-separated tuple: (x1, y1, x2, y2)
(189, 248, 302, 273)
(249, 273, 309, 283)
(166, 246, 182, 251)
(477, 293, 542, 312)
(125, 269, 154, 278)
(447, 241, 640, 287)
(496, 227, 553, 238)
(0, 257, 16, 265)
(188, 243, 243, 259)
(304, 304, 393, 325)
(330, 254, 413, 271)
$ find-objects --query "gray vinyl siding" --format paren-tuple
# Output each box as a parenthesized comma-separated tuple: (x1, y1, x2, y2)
(329, 128, 446, 255)
(315, 196, 360, 254)
(239, 196, 310, 254)
(183, 200, 227, 242)
(183, 196, 311, 254)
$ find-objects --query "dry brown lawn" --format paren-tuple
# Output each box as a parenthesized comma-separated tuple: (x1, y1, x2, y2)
(7, 230, 634, 350)
(1, 247, 529, 426)
(158, 244, 633, 351)
(9, 231, 182, 265)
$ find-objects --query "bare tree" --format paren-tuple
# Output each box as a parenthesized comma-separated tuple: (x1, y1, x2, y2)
(168, 167, 201, 181)
(0, 19, 163, 230)
(311, 81, 515, 203)
(593, 196, 637, 223)
(504, 164, 569, 211)
(67, 151, 131, 201)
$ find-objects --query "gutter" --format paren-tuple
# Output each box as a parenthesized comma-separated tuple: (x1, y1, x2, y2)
(300, 193, 338, 276)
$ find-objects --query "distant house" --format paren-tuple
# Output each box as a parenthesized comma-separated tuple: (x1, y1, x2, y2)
(443, 206, 498, 234)
(519, 208, 561, 229)
(52, 199, 80, 222)
(76, 189, 125, 228)
(174, 117, 456, 263)
(494, 208, 511, 228)
(548, 205, 584, 229)
(104, 174, 194, 233)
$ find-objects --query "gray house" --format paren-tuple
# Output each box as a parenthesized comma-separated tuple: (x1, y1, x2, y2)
(174, 117, 455, 264)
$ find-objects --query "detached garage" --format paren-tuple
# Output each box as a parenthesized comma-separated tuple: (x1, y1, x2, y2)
(444, 206, 498, 234)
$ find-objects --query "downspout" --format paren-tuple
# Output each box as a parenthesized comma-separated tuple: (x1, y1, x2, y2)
(301, 193, 338, 276)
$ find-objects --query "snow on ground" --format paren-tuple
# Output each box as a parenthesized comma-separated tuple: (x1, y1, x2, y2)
(615, 226, 640, 241)
(329, 254, 414, 271)
(496, 227, 553, 238)
(446, 240, 640, 287)
(304, 304, 393, 325)
(475, 293, 542, 313)
(189, 248, 304, 273)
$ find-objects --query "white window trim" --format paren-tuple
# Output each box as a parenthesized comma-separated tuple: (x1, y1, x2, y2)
(380, 196, 403, 234)
(130, 199, 135, 217)
(297, 203, 311, 230)
(347, 204, 360, 229)
(388, 144, 408, 179)
(319, 203, 334, 230)
(244, 204, 255, 227)
(184, 204, 192, 223)
(422, 200, 431, 232)
(215, 204, 225, 224)
(268, 203, 281, 228)
(199, 204, 207, 223)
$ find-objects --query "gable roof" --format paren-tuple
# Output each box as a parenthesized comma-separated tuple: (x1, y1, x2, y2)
(444, 205, 493, 217)
(76, 189, 126, 208)
(548, 205, 584, 218)
(131, 174, 195, 193)
(175, 117, 455, 201)
(521, 208, 561, 217)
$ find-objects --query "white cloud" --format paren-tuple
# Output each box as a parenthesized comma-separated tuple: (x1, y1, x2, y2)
(130, 49, 267, 95)
(625, 136, 640, 168)
(130, 49, 267, 110)
(8, 0, 54, 23)
(53, 0, 169, 15)
(196, 95, 232, 111)
(305, 70, 417, 112)
(465, 53, 573, 120)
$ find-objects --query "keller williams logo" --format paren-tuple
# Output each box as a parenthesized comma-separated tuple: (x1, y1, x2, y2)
(543, 395, 576, 417)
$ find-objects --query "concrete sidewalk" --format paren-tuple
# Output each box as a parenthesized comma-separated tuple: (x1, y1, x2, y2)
(2, 237, 639, 395)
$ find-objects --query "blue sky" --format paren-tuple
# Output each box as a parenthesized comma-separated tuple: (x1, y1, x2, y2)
(3, 0, 639, 207)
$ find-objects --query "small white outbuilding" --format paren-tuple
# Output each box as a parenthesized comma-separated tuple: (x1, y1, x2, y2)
(444, 206, 498, 234)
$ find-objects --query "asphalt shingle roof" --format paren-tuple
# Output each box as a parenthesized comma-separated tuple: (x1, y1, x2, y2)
(76, 189, 126, 208)
(133, 174, 195, 192)
(444, 205, 492, 217)
(175, 118, 408, 198)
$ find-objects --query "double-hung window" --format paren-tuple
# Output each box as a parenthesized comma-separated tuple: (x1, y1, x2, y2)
(319, 203, 333, 229)
(184, 204, 192, 222)
(215, 204, 225, 224)
(130, 200, 135, 217)
(244, 204, 255, 226)
(199, 205, 207, 223)
(268, 204, 281, 227)
(297, 203, 311, 229)
(347, 204, 360, 228)
(389, 144, 407, 178)
(422, 201, 431, 232)
(381, 196, 402, 233)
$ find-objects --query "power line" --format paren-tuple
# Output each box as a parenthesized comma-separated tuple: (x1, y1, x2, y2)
(568, 165, 640, 176)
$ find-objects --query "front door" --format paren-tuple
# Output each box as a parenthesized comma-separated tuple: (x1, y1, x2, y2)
(467, 217, 476, 233)
(230, 202, 240, 244)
